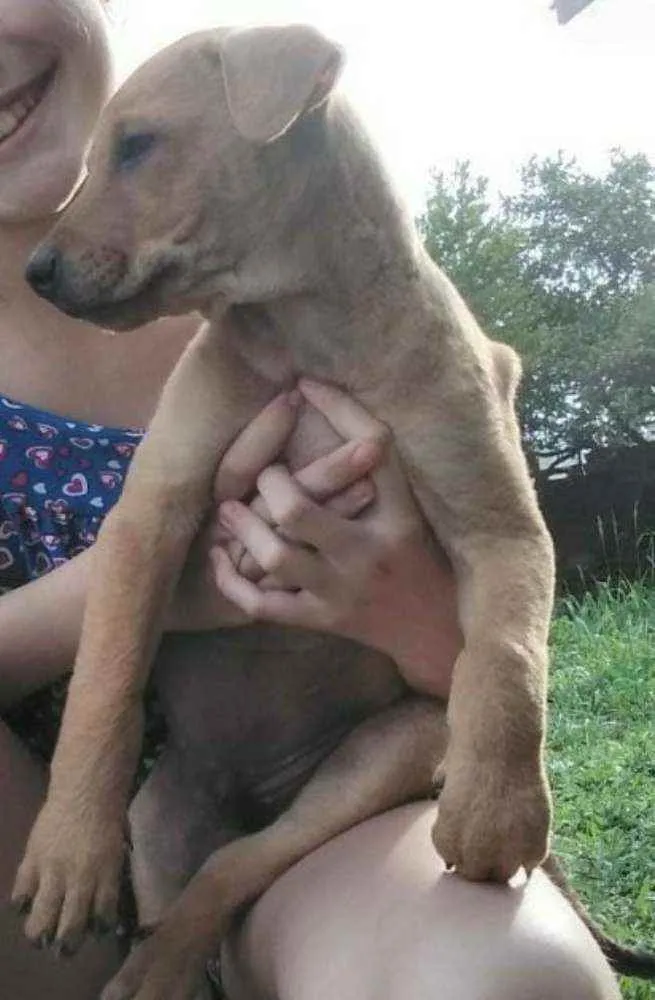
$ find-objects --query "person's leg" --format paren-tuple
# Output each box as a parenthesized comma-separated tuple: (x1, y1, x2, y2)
(222, 802, 620, 1000)
(0, 718, 121, 1000)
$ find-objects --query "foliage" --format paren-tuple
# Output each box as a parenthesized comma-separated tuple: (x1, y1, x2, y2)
(418, 152, 655, 457)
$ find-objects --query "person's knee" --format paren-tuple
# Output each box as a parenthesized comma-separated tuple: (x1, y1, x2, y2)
(482, 930, 621, 1000)
(378, 885, 621, 1000)
(381, 933, 620, 1000)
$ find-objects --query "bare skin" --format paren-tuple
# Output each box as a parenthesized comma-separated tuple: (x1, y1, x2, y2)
(223, 803, 621, 1000)
(0, 3, 620, 998)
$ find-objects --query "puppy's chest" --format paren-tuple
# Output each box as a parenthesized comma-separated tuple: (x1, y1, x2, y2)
(280, 403, 342, 472)
(229, 306, 355, 469)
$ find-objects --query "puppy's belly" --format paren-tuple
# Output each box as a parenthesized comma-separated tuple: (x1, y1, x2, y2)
(149, 400, 403, 824)
(153, 626, 406, 819)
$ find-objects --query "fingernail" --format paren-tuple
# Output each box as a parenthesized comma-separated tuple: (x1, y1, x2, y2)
(350, 440, 381, 469)
(351, 480, 375, 504)
(298, 377, 323, 396)
(286, 389, 302, 408)
(218, 502, 238, 528)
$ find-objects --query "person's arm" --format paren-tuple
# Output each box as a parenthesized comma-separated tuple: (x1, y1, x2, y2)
(0, 391, 373, 708)
(0, 553, 93, 707)
(0, 384, 459, 710)
(0, 541, 242, 710)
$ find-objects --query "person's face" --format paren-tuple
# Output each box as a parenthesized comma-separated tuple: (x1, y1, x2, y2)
(0, 0, 113, 223)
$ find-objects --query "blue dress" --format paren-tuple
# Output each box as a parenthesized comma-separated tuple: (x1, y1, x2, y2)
(0, 394, 143, 592)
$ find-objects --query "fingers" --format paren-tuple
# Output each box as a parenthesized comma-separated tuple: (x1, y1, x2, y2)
(214, 385, 382, 508)
(218, 499, 328, 593)
(235, 476, 375, 581)
(211, 381, 422, 619)
(368, 445, 422, 531)
(298, 379, 391, 447)
(323, 479, 375, 517)
(212, 380, 389, 554)
(231, 440, 378, 580)
(254, 465, 361, 553)
(212, 548, 326, 628)
(293, 437, 383, 502)
(213, 390, 300, 501)
(245, 439, 379, 539)
(298, 378, 419, 528)
(245, 437, 380, 532)
(217, 462, 378, 595)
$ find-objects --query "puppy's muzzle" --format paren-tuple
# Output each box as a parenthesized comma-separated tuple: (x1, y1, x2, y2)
(26, 245, 63, 301)
(26, 243, 128, 314)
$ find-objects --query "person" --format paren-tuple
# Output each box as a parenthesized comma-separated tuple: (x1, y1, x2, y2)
(0, 2, 620, 998)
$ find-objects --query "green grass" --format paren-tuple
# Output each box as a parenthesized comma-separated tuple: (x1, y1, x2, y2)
(548, 582, 655, 999)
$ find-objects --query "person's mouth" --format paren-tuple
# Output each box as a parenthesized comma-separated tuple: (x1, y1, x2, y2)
(0, 62, 57, 146)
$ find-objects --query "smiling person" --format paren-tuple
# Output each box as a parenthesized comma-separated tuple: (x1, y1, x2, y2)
(0, 2, 621, 999)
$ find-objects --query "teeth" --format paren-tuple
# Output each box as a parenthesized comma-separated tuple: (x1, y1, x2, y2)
(0, 110, 20, 141)
(0, 75, 49, 143)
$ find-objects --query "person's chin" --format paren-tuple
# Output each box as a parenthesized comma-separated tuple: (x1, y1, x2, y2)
(0, 164, 80, 225)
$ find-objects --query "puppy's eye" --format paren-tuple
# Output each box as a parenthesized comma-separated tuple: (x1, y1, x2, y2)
(114, 132, 157, 172)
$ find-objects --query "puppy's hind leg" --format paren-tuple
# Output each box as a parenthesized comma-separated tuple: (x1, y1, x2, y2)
(101, 696, 447, 1000)
(127, 747, 241, 1000)
(129, 747, 241, 932)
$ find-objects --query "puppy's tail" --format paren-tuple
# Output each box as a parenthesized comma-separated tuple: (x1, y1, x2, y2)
(542, 854, 655, 980)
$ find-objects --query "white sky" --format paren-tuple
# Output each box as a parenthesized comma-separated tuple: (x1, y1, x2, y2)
(112, 0, 655, 213)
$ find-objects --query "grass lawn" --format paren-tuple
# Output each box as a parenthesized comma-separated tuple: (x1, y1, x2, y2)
(548, 582, 655, 999)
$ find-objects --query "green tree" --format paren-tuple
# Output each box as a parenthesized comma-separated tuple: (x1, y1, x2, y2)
(418, 162, 537, 344)
(418, 152, 655, 458)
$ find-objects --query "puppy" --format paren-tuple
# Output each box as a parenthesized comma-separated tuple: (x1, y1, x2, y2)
(15, 25, 556, 999)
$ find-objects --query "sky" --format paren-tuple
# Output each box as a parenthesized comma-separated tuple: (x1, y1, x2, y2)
(112, 0, 655, 213)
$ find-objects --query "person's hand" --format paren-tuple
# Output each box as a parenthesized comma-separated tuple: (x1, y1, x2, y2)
(168, 389, 380, 631)
(213, 380, 461, 699)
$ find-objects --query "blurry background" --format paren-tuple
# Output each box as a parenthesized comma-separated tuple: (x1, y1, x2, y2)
(112, 0, 654, 213)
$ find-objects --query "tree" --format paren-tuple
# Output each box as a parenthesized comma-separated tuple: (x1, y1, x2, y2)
(418, 152, 655, 459)
(418, 162, 537, 344)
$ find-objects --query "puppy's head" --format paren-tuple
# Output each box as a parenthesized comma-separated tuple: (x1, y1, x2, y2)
(26, 25, 344, 330)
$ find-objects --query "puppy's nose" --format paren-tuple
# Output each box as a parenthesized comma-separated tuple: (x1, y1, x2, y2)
(26, 245, 63, 300)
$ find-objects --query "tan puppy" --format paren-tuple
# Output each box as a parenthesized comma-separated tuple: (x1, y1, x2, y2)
(14, 25, 555, 999)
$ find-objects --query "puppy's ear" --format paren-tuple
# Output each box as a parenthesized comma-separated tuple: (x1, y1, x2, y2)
(218, 25, 344, 144)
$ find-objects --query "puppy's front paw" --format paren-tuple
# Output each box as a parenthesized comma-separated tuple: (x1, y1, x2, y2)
(432, 748, 551, 882)
(12, 795, 126, 954)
